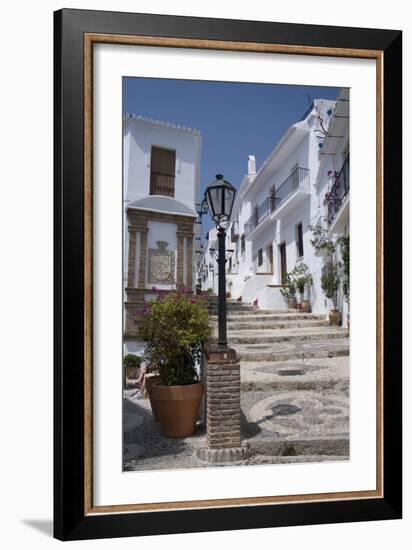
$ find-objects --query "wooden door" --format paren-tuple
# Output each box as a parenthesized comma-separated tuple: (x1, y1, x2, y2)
(279, 242, 287, 285)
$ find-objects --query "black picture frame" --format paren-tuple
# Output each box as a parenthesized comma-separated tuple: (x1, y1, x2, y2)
(54, 8, 402, 541)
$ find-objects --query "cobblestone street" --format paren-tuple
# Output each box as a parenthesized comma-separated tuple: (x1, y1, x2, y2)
(123, 358, 349, 471)
(124, 299, 349, 471)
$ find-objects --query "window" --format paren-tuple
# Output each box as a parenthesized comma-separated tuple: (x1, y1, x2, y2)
(258, 248, 263, 267)
(150, 146, 176, 197)
(241, 234, 245, 254)
(296, 222, 304, 258)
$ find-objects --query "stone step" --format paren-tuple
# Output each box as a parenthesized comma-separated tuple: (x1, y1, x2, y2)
(227, 327, 348, 345)
(227, 319, 330, 331)
(207, 306, 260, 315)
(225, 312, 327, 321)
(240, 356, 349, 392)
(235, 338, 349, 362)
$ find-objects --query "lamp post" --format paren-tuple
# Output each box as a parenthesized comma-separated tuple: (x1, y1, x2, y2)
(204, 174, 236, 349)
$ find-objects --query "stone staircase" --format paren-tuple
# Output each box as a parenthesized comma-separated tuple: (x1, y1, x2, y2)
(207, 296, 350, 464)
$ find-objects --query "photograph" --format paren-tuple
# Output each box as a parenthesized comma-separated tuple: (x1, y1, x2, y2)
(122, 78, 350, 472)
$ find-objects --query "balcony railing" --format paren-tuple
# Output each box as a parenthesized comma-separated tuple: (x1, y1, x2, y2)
(244, 197, 277, 237)
(150, 171, 175, 197)
(326, 156, 349, 225)
(244, 167, 310, 237)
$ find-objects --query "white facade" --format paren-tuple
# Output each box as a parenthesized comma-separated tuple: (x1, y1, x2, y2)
(123, 115, 202, 352)
(124, 114, 202, 210)
(200, 92, 350, 324)
(123, 115, 202, 295)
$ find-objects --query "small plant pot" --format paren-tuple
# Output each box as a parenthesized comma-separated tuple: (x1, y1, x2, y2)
(226, 292, 231, 298)
(288, 299, 297, 309)
(144, 374, 161, 422)
(151, 382, 204, 438)
(301, 300, 311, 313)
(296, 302, 302, 311)
(329, 309, 341, 326)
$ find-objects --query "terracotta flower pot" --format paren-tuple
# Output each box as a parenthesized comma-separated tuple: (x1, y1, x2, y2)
(151, 382, 204, 438)
(296, 302, 302, 311)
(301, 300, 311, 313)
(144, 374, 161, 422)
(329, 309, 341, 326)
(288, 299, 297, 309)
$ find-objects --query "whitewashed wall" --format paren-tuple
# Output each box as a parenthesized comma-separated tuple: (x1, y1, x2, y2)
(124, 117, 201, 209)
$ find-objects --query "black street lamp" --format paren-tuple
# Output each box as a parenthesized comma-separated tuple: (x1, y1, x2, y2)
(204, 174, 236, 348)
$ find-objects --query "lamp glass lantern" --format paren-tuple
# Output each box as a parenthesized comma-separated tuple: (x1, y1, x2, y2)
(204, 174, 236, 229)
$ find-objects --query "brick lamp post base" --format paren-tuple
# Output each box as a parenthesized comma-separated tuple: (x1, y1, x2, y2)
(196, 344, 249, 464)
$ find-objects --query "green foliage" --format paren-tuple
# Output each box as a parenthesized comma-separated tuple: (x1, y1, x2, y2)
(321, 261, 342, 309)
(340, 236, 350, 302)
(279, 274, 296, 300)
(291, 263, 313, 295)
(136, 290, 212, 386)
(308, 224, 337, 254)
(123, 354, 141, 368)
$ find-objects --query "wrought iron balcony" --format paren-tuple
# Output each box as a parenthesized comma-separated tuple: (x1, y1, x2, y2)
(326, 155, 350, 225)
(244, 197, 277, 237)
(149, 171, 175, 197)
(244, 166, 310, 238)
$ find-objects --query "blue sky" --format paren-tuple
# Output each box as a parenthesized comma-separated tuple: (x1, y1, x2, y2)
(123, 78, 341, 235)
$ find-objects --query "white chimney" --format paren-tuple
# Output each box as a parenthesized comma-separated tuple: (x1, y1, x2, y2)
(248, 155, 256, 175)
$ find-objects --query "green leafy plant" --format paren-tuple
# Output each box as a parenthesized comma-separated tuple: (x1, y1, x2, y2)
(340, 235, 350, 303)
(291, 263, 313, 297)
(123, 354, 141, 368)
(136, 291, 212, 386)
(321, 260, 342, 310)
(280, 274, 296, 301)
(309, 223, 336, 254)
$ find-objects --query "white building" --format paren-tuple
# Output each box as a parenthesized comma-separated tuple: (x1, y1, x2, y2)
(123, 114, 202, 345)
(201, 91, 350, 324)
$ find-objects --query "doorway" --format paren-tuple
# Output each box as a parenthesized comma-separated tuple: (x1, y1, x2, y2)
(267, 244, 274, 274)
(279, 242, 287, 285)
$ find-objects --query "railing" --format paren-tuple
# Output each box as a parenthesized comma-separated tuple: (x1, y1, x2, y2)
(244, 167, 310, 237)
(150, 171, 175, 197)
(326, 156, 349, 225)
(244, 197, 277, 237)
(273, 166, 310, 208)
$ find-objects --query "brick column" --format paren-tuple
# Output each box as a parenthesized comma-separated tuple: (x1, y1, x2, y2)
(185, 233, 194, 290)
(138, 228, 148, 288)
(176, 232, 185, 287)
(127, 227, 137, 288)
(197, 344, 248, 463)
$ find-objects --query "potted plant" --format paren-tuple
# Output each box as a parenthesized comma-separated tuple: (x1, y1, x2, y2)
(123, 354, 141, 385)
(280, 274, 296, 309)
(321, 260, 342, 326)
(309, 223, 336, 257)
(291, 263, 313, 313)
(137, 290, 211, 438)
(340, 235, 350, 330)
(226, 278, 233, 298)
